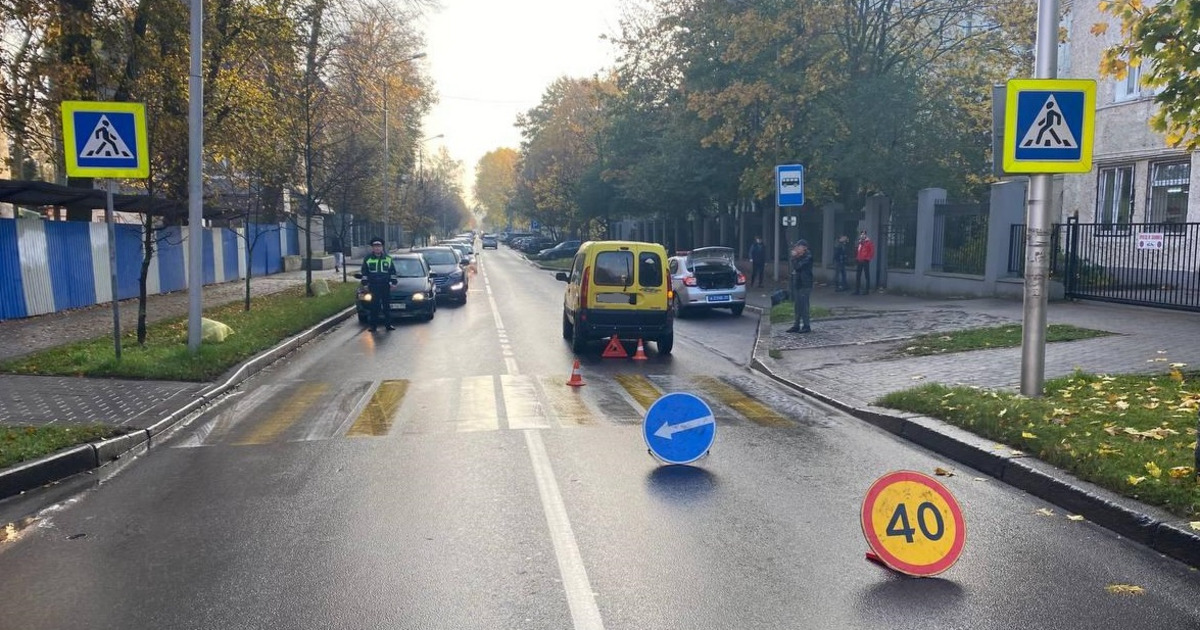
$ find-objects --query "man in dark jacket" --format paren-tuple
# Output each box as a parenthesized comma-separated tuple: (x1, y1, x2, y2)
(361, 238, 398, 332)
(748, 235, 766, 288)
(832, 235, 850, 291)
(787, 239, 813, 333)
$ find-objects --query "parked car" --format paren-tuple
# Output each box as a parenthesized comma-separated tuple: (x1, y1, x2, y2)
(446, 242, 475, 265)
(353, 254, 437, 324)
(481, 234, 498, 249)
(556, 240, 674, 354)
(411, 246, 469, 303)
(519, 236, 557, 255)
(538, 240, 582, 260)
(667, 246, 747, 317)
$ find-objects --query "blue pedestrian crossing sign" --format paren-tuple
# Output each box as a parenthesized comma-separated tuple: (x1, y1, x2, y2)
(61, 101, 150, 178)
(643, 392, 716, 465)
(776, 164, 805, 207)
(1002, 79, 1095, 174)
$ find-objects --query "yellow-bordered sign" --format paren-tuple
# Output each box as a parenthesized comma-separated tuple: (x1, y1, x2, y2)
(861, 470, 966, 576)
(1002, 79, 1095, 174)
(61, 101, 149, 178)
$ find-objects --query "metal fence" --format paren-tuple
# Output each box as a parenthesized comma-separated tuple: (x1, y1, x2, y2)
(931, 202, 989, 275)
(884, 212, 917, 271)
(1008, 220, 1200, 312)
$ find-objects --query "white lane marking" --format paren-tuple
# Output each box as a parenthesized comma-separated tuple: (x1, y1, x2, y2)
(524, 430, 605, 630)
(485, 262, 519, 376)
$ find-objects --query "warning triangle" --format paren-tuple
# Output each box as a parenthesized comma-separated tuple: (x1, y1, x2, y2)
(1019, 95, 1078, 149)
(80, 115, 134, 159)
(602, 335, 629, 359)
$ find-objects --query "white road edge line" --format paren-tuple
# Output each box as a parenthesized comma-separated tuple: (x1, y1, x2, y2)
(524, 429, 605, 630)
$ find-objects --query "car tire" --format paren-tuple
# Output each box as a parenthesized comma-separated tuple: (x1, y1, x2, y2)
(571, 316, 587, 353)
(657, 334, 674, 355)
(731, 304, 745, 317)
(673, 294, 687, 319)
(562, 310, 573, 340)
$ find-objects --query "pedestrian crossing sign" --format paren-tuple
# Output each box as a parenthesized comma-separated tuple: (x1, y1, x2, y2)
(61, 101, 150, 178)
(1002, 79, 1095, 174)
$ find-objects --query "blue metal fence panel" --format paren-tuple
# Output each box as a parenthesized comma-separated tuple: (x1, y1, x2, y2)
(250, 223, 282, 276)
(203, 229, 216, 285)
(284, 221, 299, 256)
(45, 220, 97, 311)
(222, 229, 240, 280)
(0, 219, 28, 320)
(157, 226, 187, 293)
(115, 224, 144, 300)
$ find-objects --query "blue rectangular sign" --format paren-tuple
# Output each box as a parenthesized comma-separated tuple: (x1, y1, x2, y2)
(776, 164, 804, 207)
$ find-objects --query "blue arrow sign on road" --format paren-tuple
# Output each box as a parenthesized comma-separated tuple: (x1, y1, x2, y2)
(643, 392, 716, 465)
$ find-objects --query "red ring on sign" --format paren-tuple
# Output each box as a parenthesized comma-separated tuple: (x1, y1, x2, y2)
(860, 470, 966, 577)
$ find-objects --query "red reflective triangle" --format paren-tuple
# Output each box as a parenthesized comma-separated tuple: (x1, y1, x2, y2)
(602, 334, 629, 358)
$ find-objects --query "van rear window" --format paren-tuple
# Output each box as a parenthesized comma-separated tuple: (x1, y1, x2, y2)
(593, 251, 634, 286)
(638, 252, 664, 287)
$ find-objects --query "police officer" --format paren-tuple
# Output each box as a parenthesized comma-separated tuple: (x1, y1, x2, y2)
(361, 237, 398, 332)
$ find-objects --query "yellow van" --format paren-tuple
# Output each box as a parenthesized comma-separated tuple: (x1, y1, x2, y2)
(556, 240, 675, 354)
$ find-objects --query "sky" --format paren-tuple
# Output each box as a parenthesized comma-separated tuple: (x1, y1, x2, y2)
(419, 0, 626, 204)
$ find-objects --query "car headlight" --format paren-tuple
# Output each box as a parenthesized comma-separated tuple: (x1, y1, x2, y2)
(450, 282, 465, 291)
(362, 293, 373, 302)
(412, 292, 426, 301)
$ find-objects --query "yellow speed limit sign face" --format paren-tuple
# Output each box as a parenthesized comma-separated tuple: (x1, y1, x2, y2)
(861, 471, 965, 576)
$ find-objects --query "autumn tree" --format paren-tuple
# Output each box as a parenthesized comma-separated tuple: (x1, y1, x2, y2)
(474, 147, 519, 230)
(1097, 0, 1200, 149)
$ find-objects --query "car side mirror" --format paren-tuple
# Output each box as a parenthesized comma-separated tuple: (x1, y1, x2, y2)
(555, 272, 569, 282)
(459, 260, 469, 267)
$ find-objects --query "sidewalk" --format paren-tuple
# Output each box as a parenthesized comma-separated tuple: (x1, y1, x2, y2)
(0, 268, 345, 429)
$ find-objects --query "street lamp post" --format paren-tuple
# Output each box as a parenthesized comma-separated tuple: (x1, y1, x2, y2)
(381, 52, 426, 251)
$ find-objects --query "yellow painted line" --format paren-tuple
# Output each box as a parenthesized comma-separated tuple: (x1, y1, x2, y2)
(537, 375, 597, 426)
(615, 373, 662, 411)
(346, 380, 409, 437)
(690, 375, 794, 428)
(234, 382, 330, 445)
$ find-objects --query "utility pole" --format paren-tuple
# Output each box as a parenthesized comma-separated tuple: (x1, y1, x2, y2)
(186, 0, 204, 353)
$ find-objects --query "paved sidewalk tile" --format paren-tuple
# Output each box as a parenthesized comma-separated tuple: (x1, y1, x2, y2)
(0, 375, 205, 429)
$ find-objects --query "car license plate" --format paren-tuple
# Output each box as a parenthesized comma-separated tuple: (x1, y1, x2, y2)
(389, 303, 406, 310)
(707, 294, 731, 302)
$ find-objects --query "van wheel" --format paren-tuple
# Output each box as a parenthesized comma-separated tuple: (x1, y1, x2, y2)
(561, 310, 573, 340)
(571, 318, 587, 353)
(657, 334, 674, 355)
(357, 312, 368, 324)
(731, 304, 745, 317)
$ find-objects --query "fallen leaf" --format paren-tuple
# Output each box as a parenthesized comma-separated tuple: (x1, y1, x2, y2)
(1190, 521, 1200, 531)
(934, 467, 954, 477)
(973, 477, 987, 482)
(1169, 467, 1196, 479)
(1146, 462, 1162, 478)
(912, 375, 926, 380)
(1170, 362, 1187, 368)
(1067, 514, 1085, 521)
(1115, 400, 1130, 410)
(1169, 369, 1184, 383)
(1022, 431, 1038, 439)
(1105, 584, 1146, 596)
(1036, 508, 1054, 517)
(1127, 475, 1147, 486)
(1011, 450, 1025, 456)
(999, 407, 1008, 417)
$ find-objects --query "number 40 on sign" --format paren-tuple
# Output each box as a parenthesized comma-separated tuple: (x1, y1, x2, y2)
(860, 470, 966, 577)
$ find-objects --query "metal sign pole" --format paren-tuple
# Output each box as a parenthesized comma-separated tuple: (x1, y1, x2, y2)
(106, 180, 121, 360)
(1020, 0, 1060, 397)
(773, 201, 780, 283)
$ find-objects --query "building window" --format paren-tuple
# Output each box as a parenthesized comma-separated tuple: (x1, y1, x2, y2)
(1115, 63, 1141, 102)
(1096, 165, 1133, 230)
(1147, 161, 1190, 232)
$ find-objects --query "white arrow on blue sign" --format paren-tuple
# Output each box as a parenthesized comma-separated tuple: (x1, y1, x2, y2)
(643, 392, 716, 465)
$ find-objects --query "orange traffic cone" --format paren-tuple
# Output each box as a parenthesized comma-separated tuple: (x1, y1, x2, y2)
(632, 338, 648, 361)
(566, 359, 586, 387)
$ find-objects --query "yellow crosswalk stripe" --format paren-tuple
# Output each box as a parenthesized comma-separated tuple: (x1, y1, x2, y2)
(690, 375, 794, 428)
(537, 375, 598, 426)
(614, 373, 662, 410)
(234, 382, 330, 445)
(346, 380, 409, 437)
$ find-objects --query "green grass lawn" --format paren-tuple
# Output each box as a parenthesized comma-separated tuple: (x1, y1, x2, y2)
(878, 370, 1200, 519)
(769, 301, 833, 324)
(1, 425, 121, 469)
(893, 323, 1112, 357)
(0, 283, 357, 382)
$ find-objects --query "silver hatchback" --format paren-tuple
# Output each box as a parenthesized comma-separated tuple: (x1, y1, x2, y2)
(668, 247, 747, 317)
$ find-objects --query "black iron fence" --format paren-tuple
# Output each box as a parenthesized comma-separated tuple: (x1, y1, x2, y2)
(1008, 219, 1200, 312)
(931, 203, 988, 275)
(885, 213, 917, 271)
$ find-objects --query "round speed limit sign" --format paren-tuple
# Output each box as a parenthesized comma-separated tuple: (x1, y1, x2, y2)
(861, 471, 966, 576)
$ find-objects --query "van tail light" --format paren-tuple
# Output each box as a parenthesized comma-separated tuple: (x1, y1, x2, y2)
(683, 276, 697, 287)
(580, 267, 590, 322)
(736, 273, 746, 285)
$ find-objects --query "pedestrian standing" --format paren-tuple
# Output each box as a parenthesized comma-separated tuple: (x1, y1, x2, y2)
(331, 236, 344, 273)
(833, 235, 850, 291)
(361, 238, 398, 332)
(786, 239, 813, 333)
(854, 230, 875, 295)
(749, 235, 766, 288)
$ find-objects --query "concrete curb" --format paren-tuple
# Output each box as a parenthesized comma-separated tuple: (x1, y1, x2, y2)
(0, 306, 356, 502)
(749, 313, 1200, 569)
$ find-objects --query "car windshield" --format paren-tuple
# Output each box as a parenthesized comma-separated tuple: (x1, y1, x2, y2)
(394, 258, 426, 277)
(418, 249, 458, 265)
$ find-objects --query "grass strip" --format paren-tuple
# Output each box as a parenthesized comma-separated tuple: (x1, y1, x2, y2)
(0, 283, 357, 382)
(0, 425, 120, 469)
(769, 302, 833, 324)
(878, 369, 1200, 519)
(894, 323, 1111, 357)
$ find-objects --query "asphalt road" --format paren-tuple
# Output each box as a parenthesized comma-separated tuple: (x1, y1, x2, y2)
(1, 245, 1199, 630)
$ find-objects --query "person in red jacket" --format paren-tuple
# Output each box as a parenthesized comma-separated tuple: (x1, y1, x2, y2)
(854, 230, 875, 295)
